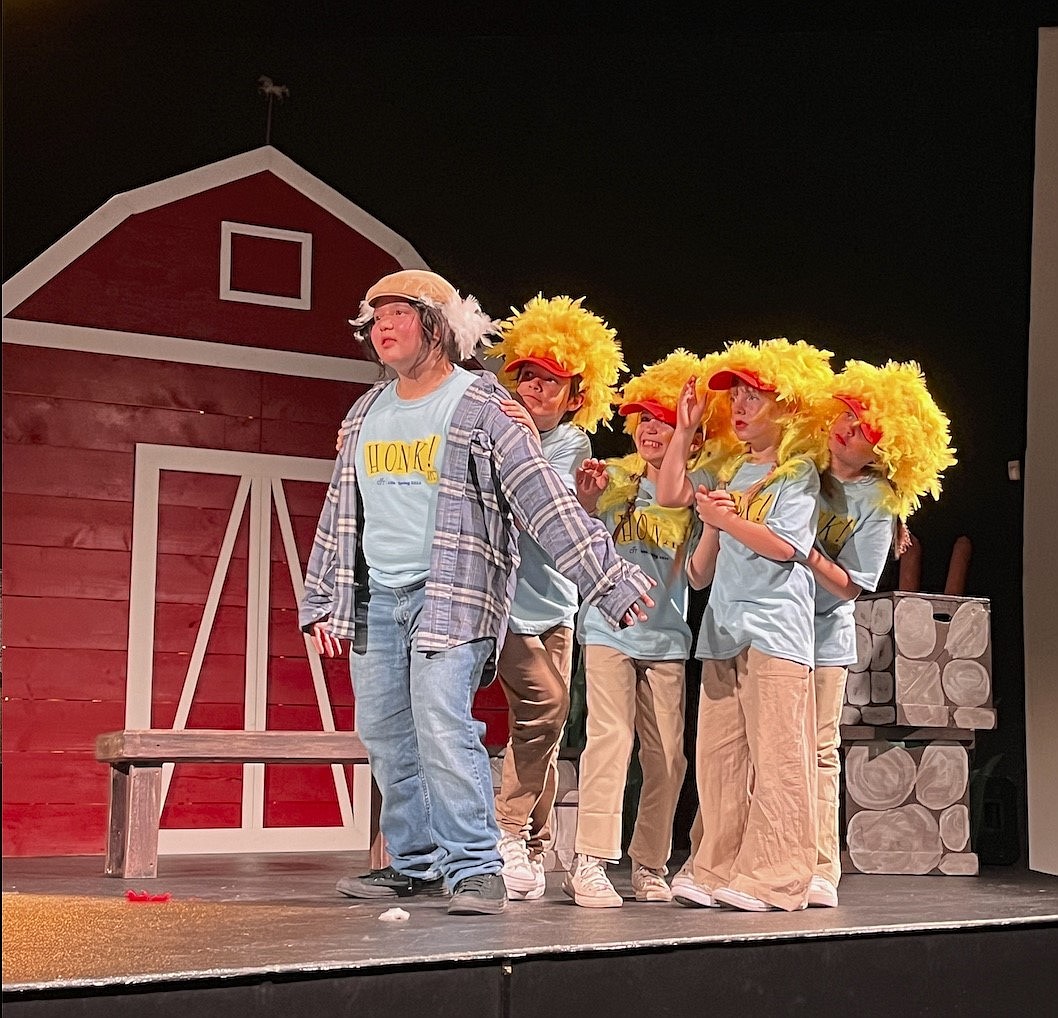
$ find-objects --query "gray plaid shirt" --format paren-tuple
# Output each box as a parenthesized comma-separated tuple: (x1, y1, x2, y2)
(299, 372, 651, 656)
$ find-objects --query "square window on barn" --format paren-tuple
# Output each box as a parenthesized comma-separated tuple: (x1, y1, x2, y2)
(219, 221, 313, 309)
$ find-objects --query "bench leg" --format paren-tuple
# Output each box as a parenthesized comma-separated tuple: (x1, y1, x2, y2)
(104, 763, 162, 879)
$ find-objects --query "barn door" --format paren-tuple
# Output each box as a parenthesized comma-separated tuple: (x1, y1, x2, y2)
(126, 443, 371, 856)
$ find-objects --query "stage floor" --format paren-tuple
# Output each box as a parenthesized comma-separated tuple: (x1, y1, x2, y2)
(4, 851, 1058, 993)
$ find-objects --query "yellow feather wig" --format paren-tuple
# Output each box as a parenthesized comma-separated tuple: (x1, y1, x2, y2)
(492, 295, 625, 433)
(620, 348, 708, 435)
(604, 349, 723, 550)
(620, 348, 744, 479)
(829, 359, 957, 520)
(696, 348, 744, 472)
(708, 337, 835, 483)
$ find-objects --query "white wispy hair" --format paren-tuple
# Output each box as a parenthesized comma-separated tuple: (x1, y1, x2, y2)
(349, 300, 374, 331)
(442, 291, 498, 361)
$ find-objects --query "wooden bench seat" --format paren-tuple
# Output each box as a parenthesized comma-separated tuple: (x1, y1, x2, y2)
(95, 729, 381, 879)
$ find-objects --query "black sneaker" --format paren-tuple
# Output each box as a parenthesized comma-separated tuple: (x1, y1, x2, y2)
(336, 866, 445, 899)
(447, 873, 508, 915)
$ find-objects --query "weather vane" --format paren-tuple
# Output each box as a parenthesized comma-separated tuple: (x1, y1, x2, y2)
(258, 76, 290, 145)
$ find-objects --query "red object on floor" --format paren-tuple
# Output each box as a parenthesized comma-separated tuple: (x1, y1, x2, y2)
(125, 890, 172, 903)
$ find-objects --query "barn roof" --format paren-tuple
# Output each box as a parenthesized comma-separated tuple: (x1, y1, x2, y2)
(3, 147, 430, 383)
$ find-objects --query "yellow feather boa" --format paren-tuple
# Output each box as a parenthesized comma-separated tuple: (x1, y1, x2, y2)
(596, 454, 695, 548)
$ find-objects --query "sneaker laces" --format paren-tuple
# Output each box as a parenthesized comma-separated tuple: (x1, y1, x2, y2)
(577, 856, 615, 892)
(498, 834, 531, 868)
(633, 864, 669, 890)
(456, 874, 495, 894)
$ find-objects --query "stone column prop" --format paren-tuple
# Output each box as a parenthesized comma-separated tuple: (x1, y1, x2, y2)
(842, 740, 978, 875)
(842, 592, 994, 730)
(838, 591, 994, 877)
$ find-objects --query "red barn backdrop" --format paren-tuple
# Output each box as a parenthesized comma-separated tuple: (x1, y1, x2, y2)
(1, 146, 509, 860)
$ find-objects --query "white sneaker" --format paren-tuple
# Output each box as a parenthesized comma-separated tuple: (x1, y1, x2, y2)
(670, 859, 694, 894)
(561, 854, 623, 908)
(498, 833, 546, 899)
(713, 886, 808, 912)
(807, 875, 838, 908)
(672, 877, 719, 908)
(631, 862, 673, 902)
(514, 855, 546, 900)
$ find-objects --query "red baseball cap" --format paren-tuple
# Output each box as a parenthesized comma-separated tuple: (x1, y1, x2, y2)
(618, 398, 678, 427)
(505, 355, 577, 379)
(834, 394, 884, 445)
(707, 368, 776, 391)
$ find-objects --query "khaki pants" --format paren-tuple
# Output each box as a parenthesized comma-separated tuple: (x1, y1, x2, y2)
(493, 626, 574, 857)
(813, 664, 848, 887)
(575, 646, 687, 869)
(693, 647, 816, 911)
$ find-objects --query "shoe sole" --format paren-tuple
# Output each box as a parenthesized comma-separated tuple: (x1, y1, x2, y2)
(507, 884, 546, 901)
(634, 890, 673, 902)
(713, 889, 808, 912)
(673, 891, 719, 908)
(337, 882, 446, 899)
(447, 899, 507, 915)
(561, 882, 623, 908)
(807, 895, 838, 907)
(337, 886, 398, 899)
(717, 900, 774, 911)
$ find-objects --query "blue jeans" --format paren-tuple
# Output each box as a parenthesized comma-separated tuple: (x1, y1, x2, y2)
(350, 578, 502, 889)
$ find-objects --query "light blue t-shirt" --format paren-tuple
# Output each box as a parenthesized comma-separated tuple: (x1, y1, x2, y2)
(357, 366, 476, 587)
(508, 423, 592, 635)
(578, 473, 703, 661)
(696, 456, 819, 668)
(813, 473, 896, 666)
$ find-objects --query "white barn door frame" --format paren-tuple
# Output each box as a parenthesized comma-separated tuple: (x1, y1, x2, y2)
(127, 443, 370, 856)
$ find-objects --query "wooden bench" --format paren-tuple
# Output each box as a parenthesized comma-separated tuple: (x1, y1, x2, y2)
(95, 729, 382, 879)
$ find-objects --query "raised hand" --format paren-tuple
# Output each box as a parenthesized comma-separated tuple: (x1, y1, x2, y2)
(677, 376, 708, 433)
(575, 458, 609, 513)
